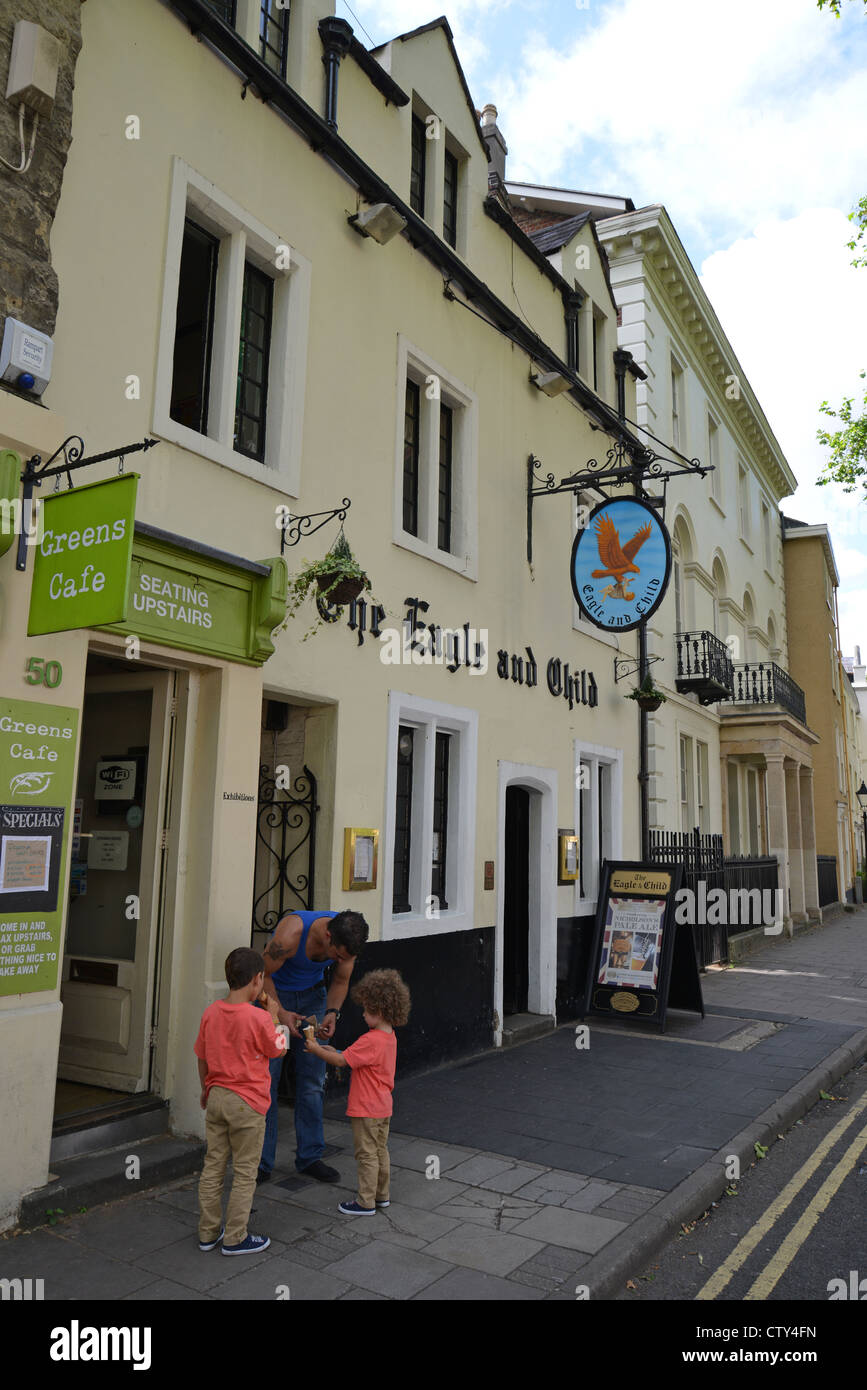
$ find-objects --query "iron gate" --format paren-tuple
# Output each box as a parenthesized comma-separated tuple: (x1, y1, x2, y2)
(251, 763, 318, 937)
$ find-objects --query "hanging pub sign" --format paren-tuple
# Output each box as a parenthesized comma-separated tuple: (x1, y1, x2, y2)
(28, 474, 139, 636)
(582, 860, 703, 1033)
(571, 497, 671, 633)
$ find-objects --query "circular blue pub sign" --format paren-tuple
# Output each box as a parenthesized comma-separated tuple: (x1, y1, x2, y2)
(570, 497, 671, 633)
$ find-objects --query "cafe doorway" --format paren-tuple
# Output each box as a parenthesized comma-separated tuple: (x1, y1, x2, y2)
(54, 654, 180, 1129)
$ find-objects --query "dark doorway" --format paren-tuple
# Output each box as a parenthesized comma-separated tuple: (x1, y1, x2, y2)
(503, 786, 530, 1015)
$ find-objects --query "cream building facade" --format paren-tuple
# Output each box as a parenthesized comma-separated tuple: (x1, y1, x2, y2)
(0, 1, 651, 1229)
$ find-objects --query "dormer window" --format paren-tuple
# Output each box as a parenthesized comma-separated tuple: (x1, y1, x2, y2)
(443, 148, 459, 248)
(410, 114, 427, 216)
(259, 0, 289, 77)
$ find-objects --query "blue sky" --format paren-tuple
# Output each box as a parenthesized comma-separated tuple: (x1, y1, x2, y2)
(336, 0, 867, 651)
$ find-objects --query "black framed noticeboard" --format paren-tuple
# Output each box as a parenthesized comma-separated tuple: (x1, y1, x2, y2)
(582, 860, 704, 1032)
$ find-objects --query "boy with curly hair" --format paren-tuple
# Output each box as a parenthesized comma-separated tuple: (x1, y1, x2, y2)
(304, 967, 410, 1215)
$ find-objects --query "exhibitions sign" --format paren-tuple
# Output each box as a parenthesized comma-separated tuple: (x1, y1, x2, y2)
(583, 859, 703, 1032)
(571, 498, 671, 634)
(0, 697, 79, 995)
(28, 474, 139, 635)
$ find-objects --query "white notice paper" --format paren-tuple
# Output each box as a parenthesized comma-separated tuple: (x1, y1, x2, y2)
(87, 831, 129, 871)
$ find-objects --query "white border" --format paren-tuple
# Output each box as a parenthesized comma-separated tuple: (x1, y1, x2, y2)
(573, 739, 623, 914)
(494, 761, 558, 1046)
(382, 690, 478, 940)
(153, 158, 311, 497)
(393, 335, 478, 580)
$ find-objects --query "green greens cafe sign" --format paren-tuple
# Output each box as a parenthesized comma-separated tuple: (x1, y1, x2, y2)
(0, 697, 79, 996)
(27, 473, 287, 663)
(28, 474, 139, 635)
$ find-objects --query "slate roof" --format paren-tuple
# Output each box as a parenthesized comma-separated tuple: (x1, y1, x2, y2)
(530, 212, 592, 254)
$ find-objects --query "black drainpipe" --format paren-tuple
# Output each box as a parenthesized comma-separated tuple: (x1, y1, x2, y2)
(613, 348, 631, 421)
(319, 18, 353, 131)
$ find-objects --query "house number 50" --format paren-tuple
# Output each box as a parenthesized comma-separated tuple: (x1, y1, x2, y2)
(25, 656, 63, 688)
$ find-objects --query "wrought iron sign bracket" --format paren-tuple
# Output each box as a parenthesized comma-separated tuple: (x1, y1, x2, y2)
(16, 435, 158, 572)
(278, 499, 352, 555)
(527, 441, 712, 565)
(614, 653, 662, 685)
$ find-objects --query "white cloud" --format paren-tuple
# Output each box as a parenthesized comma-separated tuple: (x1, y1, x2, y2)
(697, 207, 867, 652)
(500, 0, 866, 248)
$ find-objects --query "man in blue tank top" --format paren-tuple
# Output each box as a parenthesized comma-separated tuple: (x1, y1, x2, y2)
(258, 909, 369, 1184)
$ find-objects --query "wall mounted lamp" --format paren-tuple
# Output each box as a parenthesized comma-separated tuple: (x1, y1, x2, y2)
(348, 203, 407, 244)
(530, 369, 572, 397)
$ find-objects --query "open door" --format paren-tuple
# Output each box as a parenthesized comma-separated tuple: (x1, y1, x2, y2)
(58, 666, 176, 1094)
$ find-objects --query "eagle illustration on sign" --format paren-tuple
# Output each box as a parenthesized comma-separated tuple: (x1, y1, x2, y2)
(591, 515, 653, 602)
(571, 497, 671, 633)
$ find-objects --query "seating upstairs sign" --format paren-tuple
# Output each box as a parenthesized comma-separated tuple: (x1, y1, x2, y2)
(27, 475, 138, 636)
(99, 523, 289, 667)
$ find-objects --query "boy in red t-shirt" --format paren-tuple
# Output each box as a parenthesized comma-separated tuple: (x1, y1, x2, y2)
(194, 948, 288, 1254)
(304, 968, 411, 1215)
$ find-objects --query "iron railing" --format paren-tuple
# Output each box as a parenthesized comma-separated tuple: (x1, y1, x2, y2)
(675, 630, 735, 703)
(817, 855, 839, 908)
(728, 661, 807, 725)
(649, 828, 726, 967)
(649, 829, 781, 966)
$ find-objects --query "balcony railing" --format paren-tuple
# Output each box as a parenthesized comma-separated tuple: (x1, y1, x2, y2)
(674, 635, 807, 724)
(675, 630, 735, 704)
(729, 661, 807, 725)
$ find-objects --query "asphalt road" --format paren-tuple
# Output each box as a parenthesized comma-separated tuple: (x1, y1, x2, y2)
(616, 1055, 867, 1303)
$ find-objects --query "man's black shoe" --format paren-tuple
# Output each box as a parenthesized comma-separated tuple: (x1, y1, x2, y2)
(300, 1160, 340, 1183)
(256, 1169, 271, 1186)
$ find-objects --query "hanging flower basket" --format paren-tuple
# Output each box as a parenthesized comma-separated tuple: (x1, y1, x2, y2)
(282, 528, 371, 639)
(315, 571, 366, 605)
(625, 673, 667, 712)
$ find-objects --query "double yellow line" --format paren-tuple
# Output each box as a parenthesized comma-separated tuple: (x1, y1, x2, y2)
(697, 1088, 867, 1300)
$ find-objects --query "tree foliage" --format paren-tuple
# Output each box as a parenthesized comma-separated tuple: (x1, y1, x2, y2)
(815, 0, 867, 490)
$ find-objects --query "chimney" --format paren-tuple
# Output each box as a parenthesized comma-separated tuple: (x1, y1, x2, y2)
(480, 104, 508, 195)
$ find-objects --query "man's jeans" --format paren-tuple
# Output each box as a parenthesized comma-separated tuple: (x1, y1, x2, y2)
(260, 983, 327, 1174)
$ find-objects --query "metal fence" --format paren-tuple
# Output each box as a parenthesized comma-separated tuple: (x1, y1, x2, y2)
(648, 829, 780, 967)
(816, 855, 839, 908)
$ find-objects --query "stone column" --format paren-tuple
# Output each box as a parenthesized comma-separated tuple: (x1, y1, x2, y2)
(765, 755, 790, 933)
(800, 767, 821, 922)
(786, 761, 806, 929)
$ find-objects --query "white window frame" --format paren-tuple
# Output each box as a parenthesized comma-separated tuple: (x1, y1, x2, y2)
(671, 353, 684, 452)
(574, 740, 623, 912)
(442, 131, 469, 258)
(679, 734, 695, 832)
(738, 461, 752, 544)
(707, 411, 722, 506)
(383, 691, 478, 939)
(761, 498, 772, 571)
(393, 335, 478, 579)
(697, 740, 710, 834)
(154, 158, 311, 496)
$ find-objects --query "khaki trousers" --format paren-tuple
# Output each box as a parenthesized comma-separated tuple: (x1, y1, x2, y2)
(198, 1086, 266, 1246)
(351, 1116, 391, 1209)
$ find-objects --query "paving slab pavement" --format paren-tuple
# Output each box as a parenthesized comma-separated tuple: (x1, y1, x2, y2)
(2, 911, 865, 1300)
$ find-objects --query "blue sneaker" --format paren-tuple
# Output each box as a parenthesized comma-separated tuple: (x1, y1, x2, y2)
(198, 1227, 224, 1251)
(338, 1200, 376, 1216)
(375, 1199, 390, 1208)
(221, 1233, 271, 1256)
